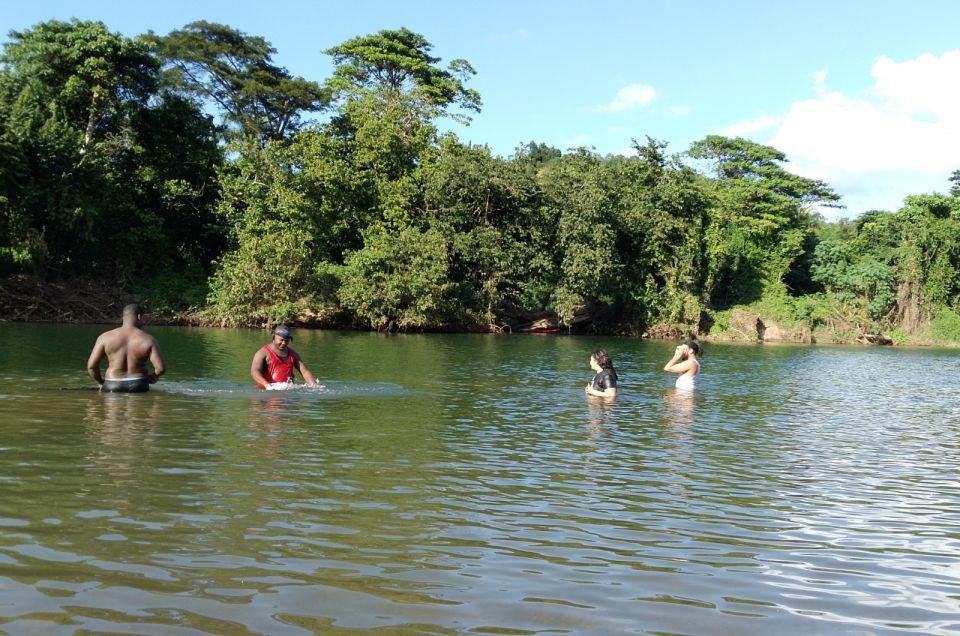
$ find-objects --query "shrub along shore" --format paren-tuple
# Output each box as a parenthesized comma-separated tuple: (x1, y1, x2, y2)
(1, 273, 954, 347)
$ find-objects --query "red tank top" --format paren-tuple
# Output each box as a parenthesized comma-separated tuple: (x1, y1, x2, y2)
(261, 345, 298, 385)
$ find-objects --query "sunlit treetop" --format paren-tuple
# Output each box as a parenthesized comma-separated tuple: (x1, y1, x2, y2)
(325, 28, 481, 123)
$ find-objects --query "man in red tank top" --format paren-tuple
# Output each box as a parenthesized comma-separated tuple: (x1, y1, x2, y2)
(250, 326, 320, 389)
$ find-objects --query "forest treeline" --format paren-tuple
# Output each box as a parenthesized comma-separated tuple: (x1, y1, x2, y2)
(2, 19, 960, 344)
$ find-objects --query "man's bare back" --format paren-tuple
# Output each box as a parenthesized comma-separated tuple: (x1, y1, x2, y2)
(87, 304, 166, 392)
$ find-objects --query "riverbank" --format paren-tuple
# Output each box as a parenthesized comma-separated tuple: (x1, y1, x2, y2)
(0, 275, 131, 324)
(2, 274, 952, 346)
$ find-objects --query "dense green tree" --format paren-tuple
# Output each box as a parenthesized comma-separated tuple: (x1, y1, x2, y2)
(2, 19, 158, 153)
(896, 195, 960, 311)
(537, 149, 619, 325)
(318, 27, 482, 232)
(244, 28, 488, 329)
(328, 91, 436, 228)
(289, 126, 379, 264)
(949, 169, 960, 198)
(2, 19, 957, 342)
(420, 136, 548, 327)
(0, 19, 159, 276)
(337, 225, 454, 330)
(205, 23, 484, 324)
(810, 237, 895, 322)
(325, 27, 480, 124)
(687, 135, 840, 307)
(152, 21, 328, 143)
(515, 141, 562, 169)
(206, 139, 318, 324)
(0, 17, 224, 315)
(125, 93, 223, 272)
(809, 195, 960, 334)
(612, 137, 711, 334)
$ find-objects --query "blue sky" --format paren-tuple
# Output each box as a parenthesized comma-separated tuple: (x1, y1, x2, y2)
(3, 0, 960, 219)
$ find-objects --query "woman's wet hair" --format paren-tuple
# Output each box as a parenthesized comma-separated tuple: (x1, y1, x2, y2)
(591, 348, 615, 370)
(683, 339, 702, 357)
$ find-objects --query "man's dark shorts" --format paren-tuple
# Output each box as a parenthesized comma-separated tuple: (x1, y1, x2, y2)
(103, 377, 150, 393)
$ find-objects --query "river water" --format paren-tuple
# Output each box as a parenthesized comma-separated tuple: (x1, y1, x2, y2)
(0, 323, 958, 634)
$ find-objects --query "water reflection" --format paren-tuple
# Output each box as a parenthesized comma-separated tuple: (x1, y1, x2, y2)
(662, 387, 696, 427)
(585, 394, 615, 426)
(83, 393, 162, 503)
(244, 393, 290, 463)
(84, 392, 161, 443)
(581, 397, 616, 471)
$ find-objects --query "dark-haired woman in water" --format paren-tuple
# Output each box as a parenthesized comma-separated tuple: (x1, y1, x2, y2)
(585, 348, 618, 398)
(664, 339, 701, 390)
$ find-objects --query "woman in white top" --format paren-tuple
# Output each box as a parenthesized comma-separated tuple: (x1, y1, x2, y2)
(663, 339, 701, 390)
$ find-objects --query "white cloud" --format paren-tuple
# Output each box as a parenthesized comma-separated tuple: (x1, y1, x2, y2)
(721, 115, 781, 137)
(597, 83, 657, 112)
(727, 50, 960, 217)
(870, 51, 960, 118)
(668, 105, 693, 116)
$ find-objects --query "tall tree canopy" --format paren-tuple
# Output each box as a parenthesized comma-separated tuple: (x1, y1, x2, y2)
(0, 19, 159, 275)
(0, 18, 222, 288)
(687, 135, 841, 306)
(152, 21, 328, 143)
(324, 28, 480, 123)
(1, 19, 157, 154)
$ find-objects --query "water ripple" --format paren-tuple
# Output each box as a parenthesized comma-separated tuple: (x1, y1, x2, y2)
(1, 329, 960, 633)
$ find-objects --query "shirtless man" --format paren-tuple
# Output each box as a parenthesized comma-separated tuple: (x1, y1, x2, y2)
(251, 325, 320, 389)
(87, 304, 166, 392)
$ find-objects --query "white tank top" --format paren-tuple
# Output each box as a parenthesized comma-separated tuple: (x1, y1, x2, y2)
(675, 359, 699, 390)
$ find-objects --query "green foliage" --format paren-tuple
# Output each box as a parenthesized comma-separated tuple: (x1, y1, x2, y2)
(514, 141, 562, 169)
(810, 238, 895, 322)
(707, 292, 866, 343)
(0, 18, 222, 282)
(809, 237, 851, 292)
(131, 263, 210, 317)
(206, 141, 319, 323)
(420, 137, 546, 324)
(539, 150, 618, 324)
(0, 19, 152, 274)
(899, 195, 960, 308)
(949, 169, 960, 198)
(611, 137, 710, 332)
(804, 193, 960, 340)
(4, 18, 960, 345)
(207, 230, 315, 325)
(2, 19, 158, 133)
(325, 28, 480, 124)
(929, 309, 960, 343)
(152, 21, 328, 143)
(337, 226, 454, 330)
(688, 135, 840, 307)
